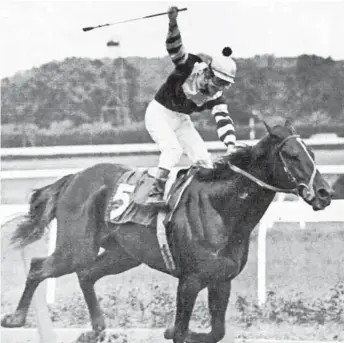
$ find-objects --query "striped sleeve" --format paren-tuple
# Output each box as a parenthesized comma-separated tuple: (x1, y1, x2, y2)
(166, 21, 188, 65)
(212, 103, 236, 147)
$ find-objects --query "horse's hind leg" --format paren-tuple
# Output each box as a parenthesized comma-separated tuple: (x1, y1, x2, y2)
(1, 250, 75, 328)
(2, 182, 107, 328)
(77, 245, 141, 333)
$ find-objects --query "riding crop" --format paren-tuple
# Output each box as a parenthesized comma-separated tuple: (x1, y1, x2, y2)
(82, 7, 188, 32)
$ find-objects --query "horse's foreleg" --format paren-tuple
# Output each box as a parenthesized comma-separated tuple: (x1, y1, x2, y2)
(207, 279, 231, 342)
(172, 275, 205, 343)
(77, 246, 141, 333)
(165, 257, 236, 343)
(180, 279, 231, 343)
(1, 252, 74, 328)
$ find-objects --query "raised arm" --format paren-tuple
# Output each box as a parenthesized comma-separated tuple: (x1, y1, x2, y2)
(166, 7, 188, 65)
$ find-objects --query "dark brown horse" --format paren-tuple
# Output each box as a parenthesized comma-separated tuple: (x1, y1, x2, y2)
(2, 121, 332, 343)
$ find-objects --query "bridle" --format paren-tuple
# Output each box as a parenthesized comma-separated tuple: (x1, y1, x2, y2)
(227, 134, 317, 198)
(276, 134, 317, 200)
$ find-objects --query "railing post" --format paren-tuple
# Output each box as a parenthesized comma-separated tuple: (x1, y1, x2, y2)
(46, 219, 57, 304)
(257, 220, 268, 306)
(249, 117, 255, 140)
(21, 248, 56, 343)
(298, 197, 306, 229)
(257, 193, 283, 305)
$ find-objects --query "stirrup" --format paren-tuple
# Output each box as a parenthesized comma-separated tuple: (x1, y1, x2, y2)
(145, 193, 167, 209)
(146, 197, 166, 206)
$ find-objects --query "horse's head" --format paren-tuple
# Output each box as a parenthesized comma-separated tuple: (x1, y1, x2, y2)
(256, 120, 333, 210)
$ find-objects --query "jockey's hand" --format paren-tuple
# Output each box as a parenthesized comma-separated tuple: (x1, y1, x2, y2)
(226, 144, 237, 155)
(168, 6, 178, 24)
(197, 158, 229, 182)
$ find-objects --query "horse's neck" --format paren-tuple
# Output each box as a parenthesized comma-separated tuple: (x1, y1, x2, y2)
(209, 160, 276, 234)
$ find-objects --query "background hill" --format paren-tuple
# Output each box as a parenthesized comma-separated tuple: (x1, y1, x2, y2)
(1, 54, 344, 147)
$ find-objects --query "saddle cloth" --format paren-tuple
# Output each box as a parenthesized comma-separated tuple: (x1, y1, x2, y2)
(104, 167, 195, 227)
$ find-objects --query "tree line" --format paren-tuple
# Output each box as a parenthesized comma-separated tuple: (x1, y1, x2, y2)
(1, 54, 343, 147)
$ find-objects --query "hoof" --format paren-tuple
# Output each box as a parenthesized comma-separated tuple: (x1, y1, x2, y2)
(92, 321, 106, 334)
(164, 326, 175, 340)
(164, 327, 197, 341)
(1, 313, 26, 328)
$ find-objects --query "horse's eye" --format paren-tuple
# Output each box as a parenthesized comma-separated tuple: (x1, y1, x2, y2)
(288, 154, 299, 161)
(282, 150, 299, 160)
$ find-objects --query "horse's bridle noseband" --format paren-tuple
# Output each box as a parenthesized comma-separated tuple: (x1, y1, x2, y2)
(228, 134, 317, 198)
(275, 134, 317, 200)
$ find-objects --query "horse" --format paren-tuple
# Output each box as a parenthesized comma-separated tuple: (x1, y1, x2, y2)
(1, 121, 333, 343)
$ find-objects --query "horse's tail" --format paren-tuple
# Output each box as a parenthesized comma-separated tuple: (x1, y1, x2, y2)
(9, 173, 74, 249)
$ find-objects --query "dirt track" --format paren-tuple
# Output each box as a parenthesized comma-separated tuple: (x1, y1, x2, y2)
(1, 328, 342, 343)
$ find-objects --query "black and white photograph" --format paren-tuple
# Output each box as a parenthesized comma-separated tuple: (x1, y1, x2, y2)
(1, 1, 344, 342)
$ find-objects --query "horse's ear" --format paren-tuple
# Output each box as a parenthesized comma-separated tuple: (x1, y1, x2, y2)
(263, 121, 273, 135)
(285, 119, 297, 134)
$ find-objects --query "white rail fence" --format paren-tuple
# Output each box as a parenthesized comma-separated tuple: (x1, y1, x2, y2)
(256, 196, 344, 305)
(2, 136, 344, 159)
(1, 165, 344, 180)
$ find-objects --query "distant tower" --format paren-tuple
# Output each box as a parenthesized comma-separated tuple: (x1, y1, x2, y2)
(105, 34, 130, 125)
(107, 33, 123, 98)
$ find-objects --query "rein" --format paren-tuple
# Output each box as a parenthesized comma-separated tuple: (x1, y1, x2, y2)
(227, 162, 297, 194)
(226, 134, 306, 195)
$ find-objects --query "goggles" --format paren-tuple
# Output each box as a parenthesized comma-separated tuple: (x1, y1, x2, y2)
(211, 76, 232, 89)
(208, 65, 233, 89)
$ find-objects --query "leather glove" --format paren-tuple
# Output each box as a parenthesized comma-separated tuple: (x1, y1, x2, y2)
(168, 6, 178, 24)
(196, 158, 228, 182)
(226, 144, 237, 155)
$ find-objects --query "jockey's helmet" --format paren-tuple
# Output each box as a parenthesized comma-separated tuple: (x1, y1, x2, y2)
(210, 47, 237, 84)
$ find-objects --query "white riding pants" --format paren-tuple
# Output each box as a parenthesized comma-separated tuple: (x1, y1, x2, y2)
(145, 99, 213, 171)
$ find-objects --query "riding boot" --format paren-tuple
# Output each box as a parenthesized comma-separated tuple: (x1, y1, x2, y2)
(146, 168, 170, 208)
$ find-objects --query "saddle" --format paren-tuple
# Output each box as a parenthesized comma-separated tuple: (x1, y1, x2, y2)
(104, 167, 195, 227)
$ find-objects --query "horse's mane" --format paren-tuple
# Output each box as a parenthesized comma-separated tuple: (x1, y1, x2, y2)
(195, 145, 257, 182)
(220, 145, 256, 169)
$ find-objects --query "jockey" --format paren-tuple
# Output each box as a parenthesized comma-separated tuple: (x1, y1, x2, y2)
(145, 6, 237, 207)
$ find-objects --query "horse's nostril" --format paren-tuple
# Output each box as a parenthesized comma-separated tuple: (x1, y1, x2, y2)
(317, 188, 331, 199)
